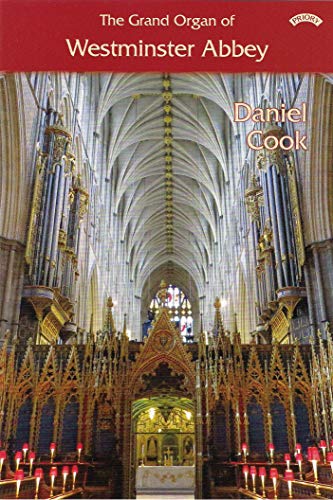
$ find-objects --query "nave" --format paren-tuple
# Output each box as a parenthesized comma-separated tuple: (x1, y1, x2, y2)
(0, 72, 333, 498)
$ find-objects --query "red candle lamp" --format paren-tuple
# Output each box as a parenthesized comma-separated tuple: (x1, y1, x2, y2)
(309, 446, 320, 480)
(22, 443, 29, 462)
(50, 466, 58, 496)
(0, 450, 7, 480)
(250, 465, 257, 493)
(34, 467, 44, 499)
(320, 439, 327, 463)
(49, 442, 56, 463)
(308, 446, 320, 496)
(15, 451, 22, 471)
(72, 464, 78, 490)
(62, 465, 69, 493)
(284, 469, 294, 499)
(242, 464, 249, 489)
(327, 452, 333, 477)
(270, 467, 279, 500)
(76, 442, 83, 463)
(241, 442, 248, 463)
(330, 439, 333, 452)
(28, 451, 35, 476)
(14, 469, 24, 499)
(295, 442, 302, 454)
(284, 453, 291, 470)
(259, 466, 266, 497)
(268, 442, 275, 463)
(295, 453, 303, 480)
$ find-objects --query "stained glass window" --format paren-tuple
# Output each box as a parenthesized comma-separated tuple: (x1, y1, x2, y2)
(149, 285, 194, 342)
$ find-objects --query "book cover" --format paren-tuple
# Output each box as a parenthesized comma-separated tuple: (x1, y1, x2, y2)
(0, 1, 332, 499)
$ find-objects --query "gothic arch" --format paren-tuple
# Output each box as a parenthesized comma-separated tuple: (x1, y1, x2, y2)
(140, 265, 199, 336)
(0, 74, 32, 242)
(304, 75, 333, 244)
(129, 308, 195, 397)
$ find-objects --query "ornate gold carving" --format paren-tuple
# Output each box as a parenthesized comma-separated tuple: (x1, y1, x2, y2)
(68, 188, 74, 204)
(129, 306, 195, 397)
(46, 116, 73, 167)
(58, 229, 67, 250)
(162, 75, 174, 253)
(71, 176, 89, 220)
(263, 125, 286, 174)
(45, 116, 72, 139)
(157, 280, 168, 305)
(3, 302, 330, 498)
(25, 145, 47, 267)
(269, 307, 289, 343)
(78, 187, 89, 219)
(52, 135, 70, 165)
(258, 220, 273, 254)
(257, 151, 268, 171)
(245, 175, 262, 223)
(23, 285, 74, 343)
(256, 126, 286, 174)
(162, 90, 173, 102)
(277, 286, 306, 319)
(162, 78, 171, 90)
(105, 296, 116, 334)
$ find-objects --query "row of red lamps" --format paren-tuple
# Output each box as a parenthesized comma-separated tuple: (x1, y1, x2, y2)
(13, 464, 79, 499)
(241, 440, 333, 465)
(242, 440, 333, 499)
(242, 465, 293, 499)
(1, 442, 84, 499)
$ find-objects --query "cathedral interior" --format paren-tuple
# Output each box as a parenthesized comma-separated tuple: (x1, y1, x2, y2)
(0, 72, 333, 499)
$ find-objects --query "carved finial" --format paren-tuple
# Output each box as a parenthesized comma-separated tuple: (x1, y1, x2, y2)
(157, 280, 168, 306)
(250, 174, 260, 189)
(234, 313, 238, 334)
(105, 296, 116, 335)
(55, 112, 64, 126)
(214, 297, 221, 310)
(213, 297, 225, 339)
(122, 314, 127, 337)
(89, 312, 94, 336)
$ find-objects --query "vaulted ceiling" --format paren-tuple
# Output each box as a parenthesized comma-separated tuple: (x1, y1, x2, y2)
(95, 73, 245, 303)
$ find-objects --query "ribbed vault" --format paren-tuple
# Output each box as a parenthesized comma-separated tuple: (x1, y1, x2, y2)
(96, 73, 240, 306)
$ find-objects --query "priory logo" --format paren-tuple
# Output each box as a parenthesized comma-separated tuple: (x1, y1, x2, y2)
(289, 13, 323, 27)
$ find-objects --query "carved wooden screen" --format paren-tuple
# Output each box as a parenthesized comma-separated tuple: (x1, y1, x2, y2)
(15, 399, 32, 450)
(91, 404, 98, 457)
(294, 397, 311, 449)
(271, 398, 288, 452)
(247, 399, 265, 455)
(213, 403, 228, 457)
(38, 399, 55, 454)
(60, 399, 79, 453)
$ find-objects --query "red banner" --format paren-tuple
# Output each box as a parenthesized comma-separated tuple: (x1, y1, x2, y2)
(0, 1, 332, 72)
